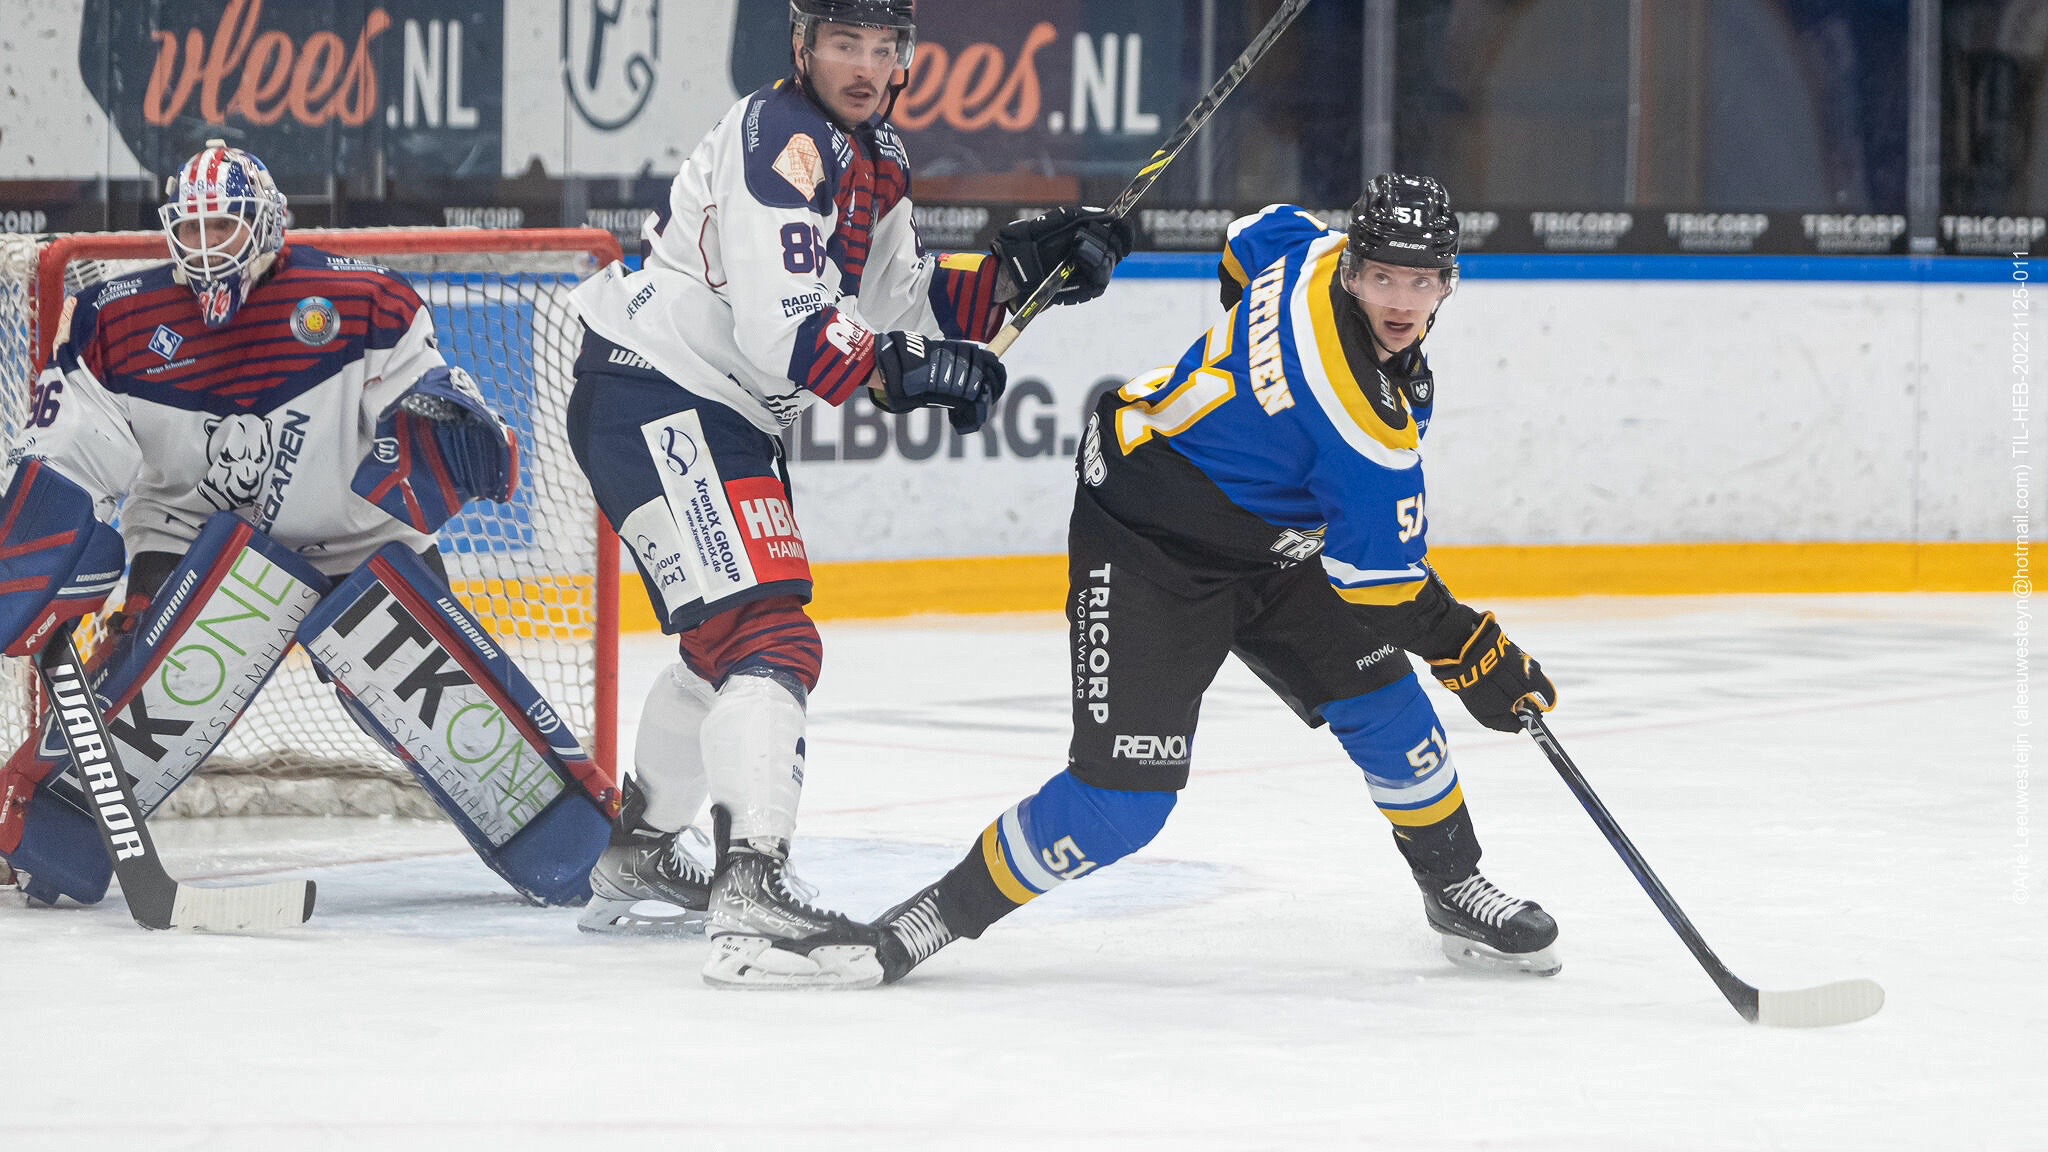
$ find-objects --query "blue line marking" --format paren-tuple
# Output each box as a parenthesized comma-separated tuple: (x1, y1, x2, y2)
(1115, 251, 2028, 284)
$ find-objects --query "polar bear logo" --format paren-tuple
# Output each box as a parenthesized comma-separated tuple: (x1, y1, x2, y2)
(198, 413, 274, 511)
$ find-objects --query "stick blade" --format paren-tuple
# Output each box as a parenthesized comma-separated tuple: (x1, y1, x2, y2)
(168, 879, 316, 933)
(1754, 978, 1884, 1028)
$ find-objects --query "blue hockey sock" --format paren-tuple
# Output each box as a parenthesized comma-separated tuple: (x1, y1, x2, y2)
(1323, 675, 1466, 830)
(936, 770, 1176, 937)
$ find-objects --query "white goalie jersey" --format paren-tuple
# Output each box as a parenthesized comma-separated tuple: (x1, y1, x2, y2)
(10, 246, 448, 575)
(569, 78, 1005, 434)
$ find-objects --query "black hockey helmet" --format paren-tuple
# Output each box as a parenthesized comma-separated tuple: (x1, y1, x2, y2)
(791, 0, 917, 70)
(1346, 173, 1459, 275)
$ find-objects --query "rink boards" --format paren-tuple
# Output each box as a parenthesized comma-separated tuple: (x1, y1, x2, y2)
(648, 254, 2017, 622)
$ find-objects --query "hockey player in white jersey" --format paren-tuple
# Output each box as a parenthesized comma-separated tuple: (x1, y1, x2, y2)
(0, 142, 619, 910)
(565, 0, 1133, 981)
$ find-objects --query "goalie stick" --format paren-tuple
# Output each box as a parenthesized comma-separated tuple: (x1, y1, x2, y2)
(32, 626, 315, 932)
(1519, 709, 1883, 1027)
(986, 0, 1316, 356)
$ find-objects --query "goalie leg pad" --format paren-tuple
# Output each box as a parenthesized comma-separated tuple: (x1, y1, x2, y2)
(635, 661, 716, 833)
(1, 514, 327, 905)
(299, 543, 618, 905)
(0, 458, 126, 658)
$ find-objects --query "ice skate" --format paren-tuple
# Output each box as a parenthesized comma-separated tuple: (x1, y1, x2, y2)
(578, 779, 713, 935)
(1415, 870, 1561, 976)
(701, 838, 883, 989)
(868, 884, 958, 984)
(703, 879, 957, 990)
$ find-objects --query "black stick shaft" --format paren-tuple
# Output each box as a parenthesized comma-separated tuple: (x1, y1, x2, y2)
(1520, 711, 1761, 1021)
(34, 627, 177, 928)
(988, 0, 1316, 356)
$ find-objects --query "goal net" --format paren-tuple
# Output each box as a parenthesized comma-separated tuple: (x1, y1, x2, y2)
(0, 227, 620, 820)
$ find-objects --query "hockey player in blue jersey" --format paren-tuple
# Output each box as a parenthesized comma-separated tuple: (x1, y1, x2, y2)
(719, 174, 1566, 989)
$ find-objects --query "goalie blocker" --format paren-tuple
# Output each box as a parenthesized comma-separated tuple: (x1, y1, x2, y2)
(299, 543, 617, 905)
(0, 460, 125, 660)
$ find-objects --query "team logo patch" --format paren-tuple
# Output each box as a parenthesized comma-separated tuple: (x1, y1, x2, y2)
(639, 411, 756, 605)
(772, 133, 825, 196)
(198, 413, 274, 511)
(825, 313, 873, 359)
(148, 324, 183, 360)
(291, 296, 339, 346)
(659, 425, 699, 476)
(725, 475, 809, 586)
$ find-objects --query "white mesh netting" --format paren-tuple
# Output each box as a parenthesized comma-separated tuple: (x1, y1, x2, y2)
(0, 229, 615, 819)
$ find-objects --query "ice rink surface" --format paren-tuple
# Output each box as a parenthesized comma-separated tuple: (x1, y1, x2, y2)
(1, 594, 2033, 1152)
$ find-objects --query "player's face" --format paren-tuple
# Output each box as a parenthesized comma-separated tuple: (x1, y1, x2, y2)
(1347, 259, 1450, 352)
(800, 24, 902, 124)
(170, 214, 256, 276)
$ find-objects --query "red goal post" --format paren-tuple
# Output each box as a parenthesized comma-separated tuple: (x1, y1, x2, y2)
(1, 226, 622, 816)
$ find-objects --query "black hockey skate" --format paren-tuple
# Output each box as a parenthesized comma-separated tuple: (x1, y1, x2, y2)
(578, 778, 713, 935)
(870, 884, 958, 983)
(1415, 870, 1561, 977)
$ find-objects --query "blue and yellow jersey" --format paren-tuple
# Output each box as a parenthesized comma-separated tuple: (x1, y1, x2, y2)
(1080, 204, 1432, 607)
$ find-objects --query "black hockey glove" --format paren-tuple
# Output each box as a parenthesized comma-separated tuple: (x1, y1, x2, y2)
(872, 331, 1008, 434)
(1428, 613, 1556, 733)
(991, 206, 1135, 307)
(1382, 346, 1435, 430)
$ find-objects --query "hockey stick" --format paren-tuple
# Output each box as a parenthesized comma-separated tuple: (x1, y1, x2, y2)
(986, 0, 1316, 356)
(33, 626, 315, 931)
(1518, 709, 1881, 1027)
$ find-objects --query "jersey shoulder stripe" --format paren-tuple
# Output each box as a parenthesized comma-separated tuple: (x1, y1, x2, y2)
(275, 246, 427, 311)
(1286, 236, 1419, 467)
(62, 267, 184, 360)
(1321, 554, 1428, 604)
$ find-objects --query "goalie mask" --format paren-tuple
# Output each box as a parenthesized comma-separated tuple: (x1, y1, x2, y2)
(159, 140, 288, 329)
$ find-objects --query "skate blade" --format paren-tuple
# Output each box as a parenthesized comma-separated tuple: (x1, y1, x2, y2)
(701, 934, 883, 990)
(577, 896, 710, 936)
(1437, 932, 1562, 977)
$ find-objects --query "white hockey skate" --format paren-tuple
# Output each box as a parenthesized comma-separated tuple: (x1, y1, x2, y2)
(700, 844, 884, 989)
(578, 781, 714, 935)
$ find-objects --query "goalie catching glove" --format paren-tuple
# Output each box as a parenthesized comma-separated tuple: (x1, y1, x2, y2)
(991, 206, 1135, 307)
(352, 365, 518, 534)
(871, 332, 1007, 434)
(1429, 613, 1556, 733)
